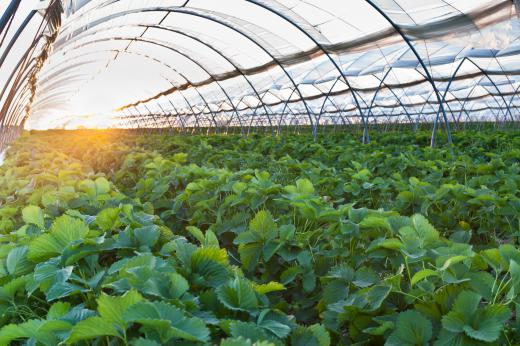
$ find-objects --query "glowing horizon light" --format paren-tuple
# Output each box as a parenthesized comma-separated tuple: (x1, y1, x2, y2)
(25, 112, 119, 130)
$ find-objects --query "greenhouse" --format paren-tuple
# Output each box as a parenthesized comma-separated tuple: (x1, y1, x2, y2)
(0, 1, 519, 345)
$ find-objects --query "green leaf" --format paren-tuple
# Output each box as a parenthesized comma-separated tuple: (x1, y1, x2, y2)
(97, 290, 143, 329)
(253, 281, 286, 295)
(442, 291, 480, 333)
(0, 320, 60, 346)
(438, 255, 469, 271)
(6, 246, 32, 276)
(95, 177, 111, 194)
(47, 302, 71, 319)
(308, 324, 331, 346)
(508, 259, 520, 298)
(131, 338, 162, 346)
(169, 273, 189, 299)
(124, 301, 210, 343)
(386, 310, 432, 346)
(0, 275, 29, 302)
(360, 216, 392, 232)
(249, 210, 278, 241)
(440, 290, 510, 343)
(95, 207, 120, 231)
(400, 214, 439, 248)
(353, 267, 378, 288)
(217, 277, 258, 312)
(134, 225, 160, 248)
(221, 337, 256, 346)
(238, 242, 263, 271)
(480, 248, 508, 273)
(22, 205, 45, 228)
(295, 179, 315, 194)
(66, 316, 120, 344)
(186, 226, 205, 244)
(462, 305, 510, 342)
(230, 321, 275, 344)
(411, 269, 440, 287)
(28, 215, 89, 262)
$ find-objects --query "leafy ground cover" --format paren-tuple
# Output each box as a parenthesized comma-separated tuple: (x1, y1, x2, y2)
(0, 129, 518, 345)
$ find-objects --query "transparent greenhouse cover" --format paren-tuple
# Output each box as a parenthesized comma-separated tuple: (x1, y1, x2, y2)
(0, 0, 519, 135)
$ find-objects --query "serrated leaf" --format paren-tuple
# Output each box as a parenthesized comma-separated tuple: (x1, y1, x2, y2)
(249, 210, 278, 241)
(97, 290, 143, 329)
(95, 207, 120, 232)
(216, 277, 258, 312)
(308, 324, 330, 346)
(462, 304, 510, 342)
(353, 267, 378, 288)
(400, 214, 439, 249)
(6, 246, 32, 276)
(186, 226, 205, 244)
(22, 206, 45, 229)
(0, 319, 59, 346)
(386, 310, 432, 346)
(28, 215, 89, 262)
(411, 269, 440, 287)
(66, 316, 120, 344)
(238, 242, 262, 271)
(124, 301, 210, 343)
(230, 321, 274, 343)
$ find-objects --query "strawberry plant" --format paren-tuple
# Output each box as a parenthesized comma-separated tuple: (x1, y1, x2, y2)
(0, 129, 517, 344)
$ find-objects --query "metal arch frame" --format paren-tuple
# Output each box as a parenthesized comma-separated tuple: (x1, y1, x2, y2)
(40, 45, 239, 132)
(416, 86, 473, 126)
(0, 0, 20, 37)
(143, 104, 163, 131)
(364, 0, 453, 147)
(47, 6, 317, 136)
(0, 55, 37, 122)
(311, 79, 365, 133)
(306, 83, 345, 129)
(5, 78, 34, 127)
(35, 40, 233, 134)
(33, 48, 215, 134)
(365, 69, 413, 125)
(0, 23, 43, 127)
(1, 55, 39, 129)
(453, 74, 513, 126)
(406, 65, 481, 126)
(0, 10, 37, 69)
(40, 36, 242, 134)
(59, 22, 276, 131)
(294, 7, 424, 131)
(157, 102, 183, 132)
(243, 0, 370, 142)
(476, 86, 511, 124)
(1, 3, 58, 130)
(32, 48, 209, 131)
(233, 93, 276, 131)
(314, 84, 354, 129)
(274, 87, 313, 133)
(438, 57, 514, 124)
(507, 83, 520, 123)
(144, 24, 274, 131)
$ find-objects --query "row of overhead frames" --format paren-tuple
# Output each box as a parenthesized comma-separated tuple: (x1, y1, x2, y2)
(1, 0, 520, 146)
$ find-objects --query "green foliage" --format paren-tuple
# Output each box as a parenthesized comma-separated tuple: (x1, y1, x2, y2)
(0, 129, 517, 345)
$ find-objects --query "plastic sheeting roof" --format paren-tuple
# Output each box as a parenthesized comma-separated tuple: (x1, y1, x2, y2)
(0, 0, 519, 140)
